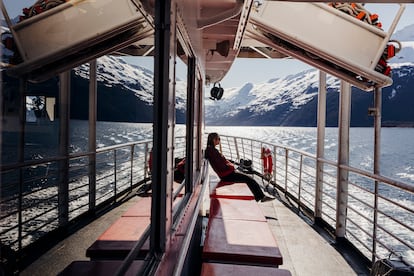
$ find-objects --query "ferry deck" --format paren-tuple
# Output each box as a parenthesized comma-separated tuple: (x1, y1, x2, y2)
(1, 0, 414, 275)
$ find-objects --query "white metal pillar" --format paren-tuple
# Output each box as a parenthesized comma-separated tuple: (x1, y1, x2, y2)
(88, 60, 97, 212)
(336, 80, 351, 239)
(372, 87, 382, 262)
(315, 71, 326, 221)
(373, 87, 382, 177)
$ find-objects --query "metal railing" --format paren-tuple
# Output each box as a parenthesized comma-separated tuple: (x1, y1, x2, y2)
(1, 133, 413, 267)
(0, 140, 153, 253)
(218, 134, 414, 266)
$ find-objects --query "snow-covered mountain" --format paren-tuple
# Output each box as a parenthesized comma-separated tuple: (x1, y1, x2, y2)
(390, 24, 414, 64)
(205, 24, 414, 126)
(73, 56, 188, 111)
(68, 56, 187, 122)
(2, 18, 414, 126)
(74, 56, 155, 103)
(205, 63, 414, 126)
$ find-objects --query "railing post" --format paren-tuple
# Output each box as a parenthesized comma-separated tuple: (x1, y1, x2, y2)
(315, 71, 326, 221)
(17, 78, 27, 252)
(272, 145, 277, 184)
(250, 141, 254, 164)
(88, 59, 97, 212)
(372, 87, 382, 263)
(234, 137, 239, 162)
(336, 81, 351, 240)
(285, 148, 289, 192)
(144, 143, 149, 179)
(58, 71, 70, 226)
(130, 145, 134, 189)
(114, 150, 117, 201)
(298, 155, 303, 211)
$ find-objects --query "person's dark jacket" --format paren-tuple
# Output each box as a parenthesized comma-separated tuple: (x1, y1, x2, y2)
(205, 145, 234, 178)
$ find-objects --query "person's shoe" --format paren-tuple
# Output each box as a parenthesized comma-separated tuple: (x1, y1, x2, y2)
(261, 195, 275, 202)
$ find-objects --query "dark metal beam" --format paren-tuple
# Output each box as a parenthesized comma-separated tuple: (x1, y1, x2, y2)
(151, 0, 171, 255)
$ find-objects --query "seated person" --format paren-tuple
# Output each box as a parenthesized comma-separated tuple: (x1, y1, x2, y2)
(173, 157, 185, 183)
(138, 152, 185, 195)
(204, 132, 275, 202)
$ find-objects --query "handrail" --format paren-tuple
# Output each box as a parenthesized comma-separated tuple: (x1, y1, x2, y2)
(2, 134, 413, 267)
(217, 134, 414, 266)
(316, 156, 414, 193)
(0, 139, 153, 253)
(0, 139, 152, 172)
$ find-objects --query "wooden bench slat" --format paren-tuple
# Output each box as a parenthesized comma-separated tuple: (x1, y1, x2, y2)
(58, 260, 144, 276)
(86, 216, 149, 260)
(122, 196, 151, 217)
(210, 182, 255, 200)
(97, 217, 149, 240)
(209, 198, 267, 222)
(203, 218, 283, 266)
(201, 262, 292, 276)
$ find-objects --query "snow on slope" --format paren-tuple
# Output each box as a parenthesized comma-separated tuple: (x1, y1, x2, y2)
(205, 24, 414, 120)
(74, 56, 155, 103)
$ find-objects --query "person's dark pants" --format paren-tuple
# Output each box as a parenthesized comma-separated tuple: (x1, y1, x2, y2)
(220, 171, 265, 201)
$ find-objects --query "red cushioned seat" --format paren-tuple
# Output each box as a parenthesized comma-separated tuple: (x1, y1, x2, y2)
(58, 260, 144, 276)
(86, 217, 149, 260)
(209, 198, 266, 222)
(210, 182, 255, 200)
(122, 197, 151, 217)
(203, 218, 283, 267)
(201, 262, 292, 276)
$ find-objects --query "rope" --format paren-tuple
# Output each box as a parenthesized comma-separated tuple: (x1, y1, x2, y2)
(329, 3, 402, 77)
(329, 2, 382, 28)
(21, 0, 67, 20)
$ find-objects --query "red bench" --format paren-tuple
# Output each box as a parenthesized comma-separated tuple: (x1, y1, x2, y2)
(86, 216, 150, 260)
(202, 217, 283, 267)
(203, 178, 284, 268)
(209, 197, 266, 222)
(58, 260, 144, 276)
(201, 262, 292, 276)
(121, 196, 151, 217)
(86, 197, 151, 260)
(210, 181, 255, 200)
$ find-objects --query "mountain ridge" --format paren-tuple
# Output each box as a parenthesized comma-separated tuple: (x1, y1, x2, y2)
(2, 23, 414, 127)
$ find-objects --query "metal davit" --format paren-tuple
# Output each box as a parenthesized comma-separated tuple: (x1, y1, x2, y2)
(247, 2, 405, 91)
(0, 0, 154, 81)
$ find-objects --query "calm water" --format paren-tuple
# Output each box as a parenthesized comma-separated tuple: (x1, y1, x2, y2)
(206, 125, 414, 185)
(67, 121, 414, 186)
(5, 121, 409, 185)
(2, 120, 413, 260)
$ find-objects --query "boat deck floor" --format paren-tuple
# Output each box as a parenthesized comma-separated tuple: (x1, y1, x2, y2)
(20, 194, 142, 276)
(21, 187, 366, 275)
(259, 196, 361, 275)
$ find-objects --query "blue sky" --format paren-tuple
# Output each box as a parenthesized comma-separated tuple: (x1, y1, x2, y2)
(2, 2, 413, 88)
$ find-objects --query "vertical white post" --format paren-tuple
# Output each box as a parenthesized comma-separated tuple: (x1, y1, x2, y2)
(336, 81, 351, 239)
(372, 87, 382, 262)
(315, 71, 326, 221)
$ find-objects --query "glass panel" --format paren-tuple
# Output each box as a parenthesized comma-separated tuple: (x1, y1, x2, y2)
(173, 44, 188, 217)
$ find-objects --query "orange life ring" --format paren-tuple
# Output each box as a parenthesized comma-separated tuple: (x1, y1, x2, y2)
(261, 147, 273, 180)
